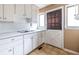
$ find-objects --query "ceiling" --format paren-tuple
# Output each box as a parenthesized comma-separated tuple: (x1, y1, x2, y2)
(35, 4, 49, 9)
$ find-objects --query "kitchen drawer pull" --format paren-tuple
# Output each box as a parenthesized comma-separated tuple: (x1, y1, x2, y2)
(8, 49, 12, 52)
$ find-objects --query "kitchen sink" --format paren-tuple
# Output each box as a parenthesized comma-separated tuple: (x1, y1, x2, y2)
(17, 30, 35, 33)
(17, 30, 29, 33)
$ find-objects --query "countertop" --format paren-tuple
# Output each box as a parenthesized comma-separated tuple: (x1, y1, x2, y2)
(0, 29, 46, 40)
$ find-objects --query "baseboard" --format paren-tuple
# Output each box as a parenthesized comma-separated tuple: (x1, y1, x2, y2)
(62, 48, 79, 55)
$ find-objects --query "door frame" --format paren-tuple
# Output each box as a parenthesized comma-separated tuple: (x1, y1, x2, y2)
(45, 6, 65, 48)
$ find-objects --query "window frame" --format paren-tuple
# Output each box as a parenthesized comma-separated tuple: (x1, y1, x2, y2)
(38, 13, 45, 27)
(65, 4, 79, 29)
(46, 6, 64, 30)
(47, 9, 62, 30)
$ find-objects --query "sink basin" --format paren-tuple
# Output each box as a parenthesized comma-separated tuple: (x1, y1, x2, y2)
(17, 30, 29, 33)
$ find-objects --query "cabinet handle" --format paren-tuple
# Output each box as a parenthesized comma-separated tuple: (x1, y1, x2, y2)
(11, 39, 14, 41)
(0, 17, 2, 19)
(8, 49, 12, 52)
(3, 17, 7, 19)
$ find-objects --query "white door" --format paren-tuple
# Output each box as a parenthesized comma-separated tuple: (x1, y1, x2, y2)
(15, 4, 25, 16)
(45, 30, 63, 48)
(4, 4, 14, 21)
(0, 4, 3, 21)
(24, 34, 33, 54)
(32, 33, 39, 49)
(25, 4, 32, 18)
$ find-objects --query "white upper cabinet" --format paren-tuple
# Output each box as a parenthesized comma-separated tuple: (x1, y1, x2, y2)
(0, 4, 3, 21)
(32, 5, 38, 23)
(3, 4, 15, 21)
(15, 4, 25, 16)
(25, 4, 32, 18)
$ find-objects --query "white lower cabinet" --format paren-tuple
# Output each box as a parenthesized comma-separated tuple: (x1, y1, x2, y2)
(38, 31, 44, 45)
(0, 31, 44, 55)
(24, 32, 43, 54)
(0, 36, 23, 55)
(32, 33, 39, 49)
(24, 34, 33, 54)
(0, 44, 13, 55)
(14, 43, 23, 55)
(13, 36, 23, 55)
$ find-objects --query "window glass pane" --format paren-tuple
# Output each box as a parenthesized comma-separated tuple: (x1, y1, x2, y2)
(39, 15, 44, 26)
(67, 5, 79, 27)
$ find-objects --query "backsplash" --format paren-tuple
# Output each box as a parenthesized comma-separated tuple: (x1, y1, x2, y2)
(0, 19, 30, 34)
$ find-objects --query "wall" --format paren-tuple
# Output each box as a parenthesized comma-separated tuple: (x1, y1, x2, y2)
(0, 19, 30, 34)
(0, 4, 38, 34)
(39, 4, 79, 52)
(64, 29, 79, 52)
(39, 4, 65, 13)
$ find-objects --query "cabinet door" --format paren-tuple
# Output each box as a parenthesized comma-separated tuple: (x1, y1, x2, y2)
(15, 4, 25, 16)
(0, 4, 3, 21)
(24, 34, 33, 54)
(14, 41, 23, 55)
(0, 44, 13, 55)
(38, 32, 43, 46)
(32, 5, 38, 23)
(4, 4, 14, 21)
(32, 33, 39, 49)
(13, 36, 23, 55)
(25, 4, 32, 18)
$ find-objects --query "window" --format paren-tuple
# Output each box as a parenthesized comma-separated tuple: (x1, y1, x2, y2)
(47, 9, 62, 30)
(39, 14, 44, 26)
(66, 5, 79, 27)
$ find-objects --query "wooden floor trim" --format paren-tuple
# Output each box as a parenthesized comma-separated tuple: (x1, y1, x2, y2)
(62, 48, 79, 55)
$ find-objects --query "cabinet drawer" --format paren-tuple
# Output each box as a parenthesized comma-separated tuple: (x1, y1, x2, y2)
(13, 36, 23, 42)
(0, 36, 23, 45)
(0, 37, 14, 45)
(24, 34, 33, 39)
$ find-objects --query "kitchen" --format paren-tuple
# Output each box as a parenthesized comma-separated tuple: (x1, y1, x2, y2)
(0, 4, 79, 55)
